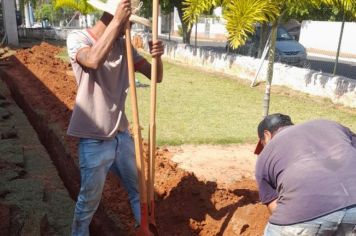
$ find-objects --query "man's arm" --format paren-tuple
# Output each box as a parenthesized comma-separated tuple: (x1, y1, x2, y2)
(76, 0, 131, 69)
(136, 41, 164, 83)
(255, 161, 278, 215)
(267, 199, 278, 213)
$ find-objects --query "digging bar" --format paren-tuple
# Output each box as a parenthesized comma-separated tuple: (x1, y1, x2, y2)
(147, 0, 159, 235)
(125, 22, 151, 236)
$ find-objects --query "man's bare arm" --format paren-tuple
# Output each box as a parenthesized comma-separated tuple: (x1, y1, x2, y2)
(76, 0, 131, 69)
(136, 40, 164, 82)
(137, 58, 163, 83)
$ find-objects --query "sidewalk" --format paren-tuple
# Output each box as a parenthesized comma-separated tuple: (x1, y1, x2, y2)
(307, 51, 356, 64)
(0, 76, 74, 235)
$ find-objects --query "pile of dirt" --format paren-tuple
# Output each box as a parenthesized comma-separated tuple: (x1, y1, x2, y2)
(2, 42, 269, 235)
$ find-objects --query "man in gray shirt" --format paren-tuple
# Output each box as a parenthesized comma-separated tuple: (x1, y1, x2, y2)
(255, 113, 356, 235)
(66, 0, 164, 235)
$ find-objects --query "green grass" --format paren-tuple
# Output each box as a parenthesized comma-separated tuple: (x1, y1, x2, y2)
(128, 59, 356, 146)
(57, 48, 356, 146)
(56, 48, 69, 61)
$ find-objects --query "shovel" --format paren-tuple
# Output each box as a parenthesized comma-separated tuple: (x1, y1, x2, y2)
(147, 0, 160, 235)
(125, 22, 151, 236)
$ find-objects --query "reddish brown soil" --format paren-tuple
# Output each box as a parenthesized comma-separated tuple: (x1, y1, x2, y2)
(2, 42, 269, 235)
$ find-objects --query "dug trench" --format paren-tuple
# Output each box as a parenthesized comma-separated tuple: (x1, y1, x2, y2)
(0, 42, 269, 235)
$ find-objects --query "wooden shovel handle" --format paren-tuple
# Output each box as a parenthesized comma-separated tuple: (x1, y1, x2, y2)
(125, 22, 148, 205)
(148, 0, 159, 213)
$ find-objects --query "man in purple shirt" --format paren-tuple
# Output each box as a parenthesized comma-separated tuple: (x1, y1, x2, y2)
(254, 113, 356, 235)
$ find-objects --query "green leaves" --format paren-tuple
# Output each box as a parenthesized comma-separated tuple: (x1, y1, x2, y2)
(224, 0, 279, 48)
(54, 0, 95, 15)
(323, 0, 356, 18)
(183, 0, 215, 29)
(183, 0, 356, 48)
(183, 0, 280, 48)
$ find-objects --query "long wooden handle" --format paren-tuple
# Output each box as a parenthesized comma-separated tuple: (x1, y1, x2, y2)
(148, 0, 159, 214)
(125, 23, 147, 206)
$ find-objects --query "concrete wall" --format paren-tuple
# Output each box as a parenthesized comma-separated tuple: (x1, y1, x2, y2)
(300, 21, 356, 56)
(2, 0, 18, 45)
(162, 41, 356, 108)
(18, 28, 79, 41)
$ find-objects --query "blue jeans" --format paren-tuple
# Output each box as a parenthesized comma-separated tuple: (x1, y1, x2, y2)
(264, 206, 356, 236)
(72, 130, 140, 236)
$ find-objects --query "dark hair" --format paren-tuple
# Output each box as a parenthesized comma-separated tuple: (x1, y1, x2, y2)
(258, 113, 294, 140)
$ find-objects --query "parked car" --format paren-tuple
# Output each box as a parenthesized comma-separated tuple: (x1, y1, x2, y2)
(283, 19, 301, 41)
(227, 26, 307, 67)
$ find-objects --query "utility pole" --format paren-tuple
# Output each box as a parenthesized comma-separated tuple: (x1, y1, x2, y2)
(333, 7, 346, 76)
(2, 0, 19, 45)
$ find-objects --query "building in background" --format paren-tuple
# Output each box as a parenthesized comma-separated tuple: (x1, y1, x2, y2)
(159, 7, 227, 42)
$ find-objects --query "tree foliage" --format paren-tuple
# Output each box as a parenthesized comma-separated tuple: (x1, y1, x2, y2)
(141, 0, 174, 17)
(142, 0, 193, 44)
(34, 2, 76, 24)
(224, 0, 280, 49)
(183, 0, 325, 49)
(54, 0, 95, 15)
(323, 0, 356, 18)
(286, 0, 356, 21)
(183, 0, 280, 48)
(34, 3, 53, 21)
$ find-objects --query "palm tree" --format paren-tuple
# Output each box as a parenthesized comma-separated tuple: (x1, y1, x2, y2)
(54, 0, 93, 14)
(183, 0, 319, 117)
(54, 0, 94, 27)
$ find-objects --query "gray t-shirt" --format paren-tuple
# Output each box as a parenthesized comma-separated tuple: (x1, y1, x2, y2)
(66, 30, 144, 139)
(255, 119, 356, 225)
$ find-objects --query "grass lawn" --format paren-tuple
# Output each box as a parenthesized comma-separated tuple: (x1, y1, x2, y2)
(130, 58, 356, 145)
(58, 48, 356, 146)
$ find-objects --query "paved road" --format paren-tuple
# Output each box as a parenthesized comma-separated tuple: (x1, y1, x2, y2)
(307, 56, 356, 80)
(161, 37, 356, 80)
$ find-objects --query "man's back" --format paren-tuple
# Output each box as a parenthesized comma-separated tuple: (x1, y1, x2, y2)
(256, 119, 356, 225)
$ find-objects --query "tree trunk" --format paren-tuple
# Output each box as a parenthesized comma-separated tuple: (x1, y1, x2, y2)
(168, 12, 171, 41)
(333, 8, 346, 75)
(262, 21, 278, 118)
(174, 1, 192, 44)
(195, 20, 197, 47)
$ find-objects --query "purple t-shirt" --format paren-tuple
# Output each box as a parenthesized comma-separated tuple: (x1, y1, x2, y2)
(255, 119, 356, 225)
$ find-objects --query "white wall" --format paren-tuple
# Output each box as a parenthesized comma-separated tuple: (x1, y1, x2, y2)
(159, 41, 356, 108)
(299, 21, 356, 56)
(171, 7, 227, 38)
(18, 28, 77, 41)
